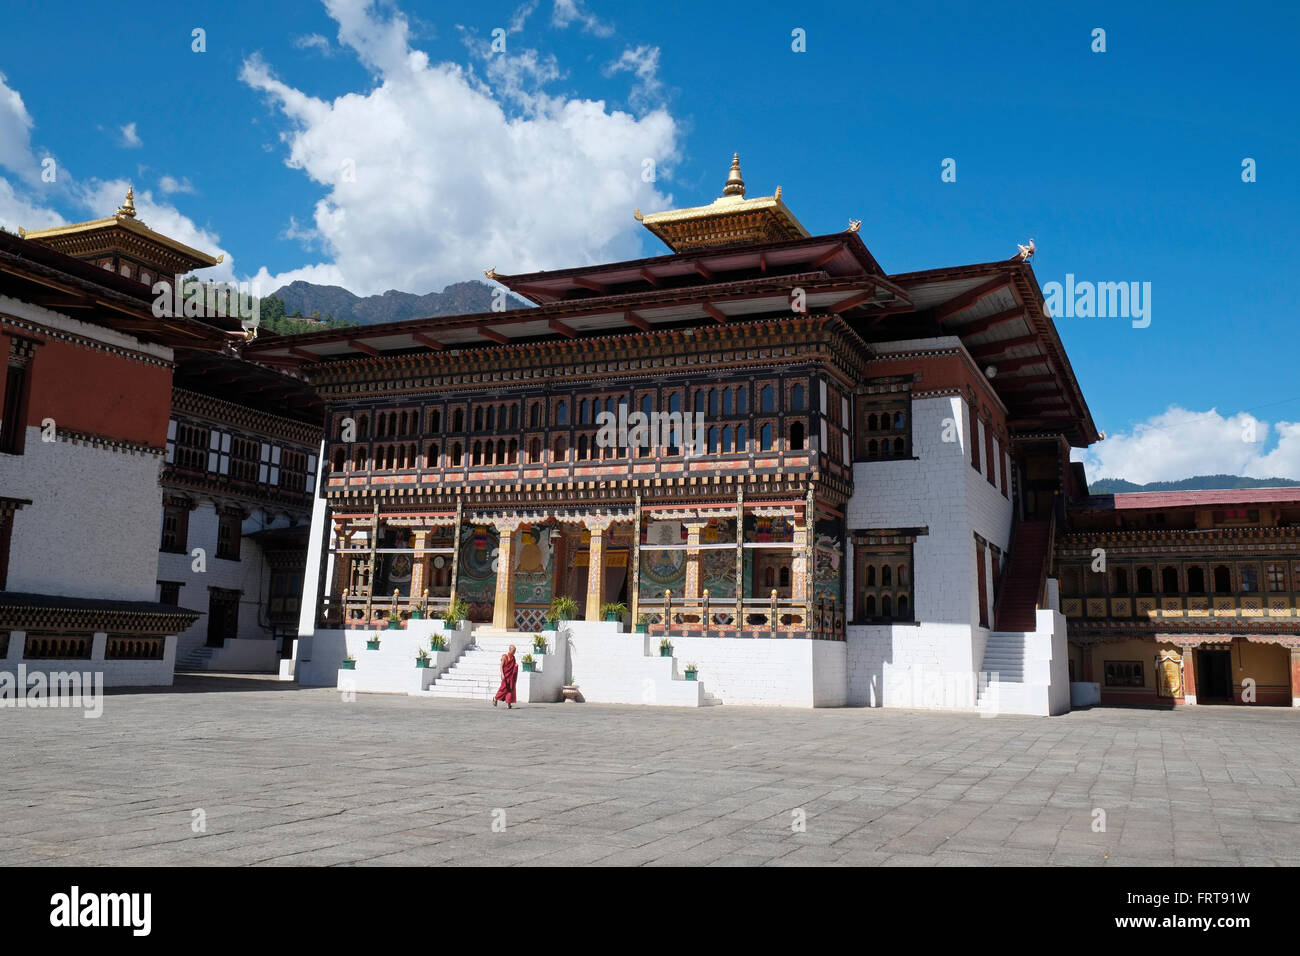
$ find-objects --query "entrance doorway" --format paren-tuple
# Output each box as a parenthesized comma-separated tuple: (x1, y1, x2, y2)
(1195, 649, 1233, 702)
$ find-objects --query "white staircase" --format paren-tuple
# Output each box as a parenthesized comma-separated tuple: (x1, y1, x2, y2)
(426, 628, 553, 701)
(977, 631, 1036, 714)
(175, 645, 217, 670)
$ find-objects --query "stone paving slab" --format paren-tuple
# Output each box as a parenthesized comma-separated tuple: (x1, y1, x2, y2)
(1, 674, 1299, 866)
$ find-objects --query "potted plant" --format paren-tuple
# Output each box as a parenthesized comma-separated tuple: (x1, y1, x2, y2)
(634, 613, 649, 634)
(659, 637, 673, 658)
(602, 601, 627, 623)
(416, 648, 431, 669)
(443, 597, 469, 630)
(562, 680, 581, 703)
(341, 654, 356, 670)
(429, 633, 448, 653)
(550, 595, 579, 622)
(386, 615, 402, 630)
(542, 610, 558, 634)
(532, 633, 548, 654)
(684, 662, 698, 681)
(410, 590, 427, 620)
(521, 653, 536, 673)
(365, 633, 381, 650)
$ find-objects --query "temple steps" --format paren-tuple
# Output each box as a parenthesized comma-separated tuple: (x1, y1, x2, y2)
(176, 646, 217, 670)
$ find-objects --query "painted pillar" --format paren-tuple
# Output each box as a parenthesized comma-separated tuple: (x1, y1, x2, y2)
(1290, 648, 1300, 708)
(684, 521, 707, 601)
(1181, 645, 1198, 705)
(449, 502, 462, 606)
(630, 495, 642, 626)
(734, 490, 744, 631)
(410, 529, 428, 599)
(491, 516, 522, 630)
(584, 514, 615, 620)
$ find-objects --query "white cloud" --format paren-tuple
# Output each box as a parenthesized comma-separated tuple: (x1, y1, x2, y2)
(508, 0, 538, 34)
(603, 45, 663, 111)
(0, 72, 40, 183)
(120, 122, 142, 148)
(294, 33, 334, 55)
(158, 174, 195, 195)
(551, 0, 613, 37)
(241, 0, 679, 296)
(1074, 405, 1300, 484)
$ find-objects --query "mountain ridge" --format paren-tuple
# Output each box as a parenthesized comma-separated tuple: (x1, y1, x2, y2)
(1088, 474, 1300, 494)
(269, 279, 530, 325)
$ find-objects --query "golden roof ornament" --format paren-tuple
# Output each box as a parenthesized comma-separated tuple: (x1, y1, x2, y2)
(846, 219, 862, 233)
(116, 186, 137, 219)
(722, 153, 745, 197)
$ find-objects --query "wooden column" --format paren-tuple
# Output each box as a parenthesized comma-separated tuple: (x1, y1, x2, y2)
(491, 516, 522, 630)
(364, 502, 379, 626)
(1181, 645, 1198, 704)
(584, 514, 615, 621)
(448, 502, 462, 606)
(410, 529, 428, 599)
(630, 495, 642, 626)
(1290, 648, 1300, 708)
(684, 520, 707, 601)
(735, 490, 744, 632)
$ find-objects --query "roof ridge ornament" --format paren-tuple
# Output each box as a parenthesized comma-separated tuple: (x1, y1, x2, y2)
(722, 153, 745, 197)
(116, 185, 137, 219)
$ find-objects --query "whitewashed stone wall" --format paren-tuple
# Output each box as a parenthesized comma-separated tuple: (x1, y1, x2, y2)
(844, 338, 1016, 709)
(1, 631, 176, 687)
(160, 506, 297, 665)
(0, 428, 164, 602)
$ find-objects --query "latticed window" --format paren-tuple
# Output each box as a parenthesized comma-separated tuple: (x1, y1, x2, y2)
(229, 436, 259, 483)
(160, 501, 190, 554)
(854, 539, 914, 623)
(217, 512, 242, 561)
(857, 398, 911, 460)
(170, 420, 209, 471)
(1104, 661, 1144, 688)
(1266, 563, 1287, 592)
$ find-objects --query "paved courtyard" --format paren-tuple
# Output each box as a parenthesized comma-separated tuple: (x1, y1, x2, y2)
(3, 675, 1299, 866)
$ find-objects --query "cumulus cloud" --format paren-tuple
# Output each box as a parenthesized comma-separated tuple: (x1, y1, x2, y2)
(158, 174, 195, 195)
(241, 0, 679, 296)
(551, 0, 613, 36)
(1074, 406, 1300, 484)
(0, 72, 40, 183)
(120, 122, 142, 148)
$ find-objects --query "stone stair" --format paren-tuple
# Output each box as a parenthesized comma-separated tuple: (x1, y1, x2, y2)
(426, 628, 554, 701)
(175, 645, 217, 670)
(977, 631, 1036, 713)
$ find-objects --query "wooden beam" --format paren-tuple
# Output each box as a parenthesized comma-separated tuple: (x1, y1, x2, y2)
(639, 269, 661, 288)
(479, 327, 508, 345)
(829, 291, 873, 314)
(624, 310, 650, 331)
(573, 277, 606, 293)
(956, 306, 1025, 338)
(347, 339, 381, 357)
(703, 302, 729, 323)
(809, 245, 842, 270)
(288, 347, 318, 362)
(968, 333, 1039, 360)
(411, 332, 445, 350)
(694, 261, 714, 280)
(934, 277, 1011, 321)
(988, 353, 1048, 374)
(759, 253, 767, 274)
(998, 373, 1056, 389)
(549, 318, 578, 338)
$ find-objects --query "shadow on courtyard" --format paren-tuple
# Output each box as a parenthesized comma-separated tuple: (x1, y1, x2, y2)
(101, 673, 312, 696)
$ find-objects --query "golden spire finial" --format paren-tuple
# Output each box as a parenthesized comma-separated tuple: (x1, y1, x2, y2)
(722, 153, 745, 197)
(116, 185, 137, 219)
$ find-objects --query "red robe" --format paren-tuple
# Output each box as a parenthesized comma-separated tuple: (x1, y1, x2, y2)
(494, 653, 518, 704)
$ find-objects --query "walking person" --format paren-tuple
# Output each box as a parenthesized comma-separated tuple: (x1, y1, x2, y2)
(493, 644, 518, 709)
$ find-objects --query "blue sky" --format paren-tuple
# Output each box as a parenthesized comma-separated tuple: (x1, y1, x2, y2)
(1, 0, 1296, 482)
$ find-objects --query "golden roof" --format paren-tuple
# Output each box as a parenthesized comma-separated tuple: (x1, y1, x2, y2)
(635, 154, 810, 253)
(19, 186, 222, 269)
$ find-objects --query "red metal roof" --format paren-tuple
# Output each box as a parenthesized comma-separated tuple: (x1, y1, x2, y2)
(1107, 488, 1300, 510)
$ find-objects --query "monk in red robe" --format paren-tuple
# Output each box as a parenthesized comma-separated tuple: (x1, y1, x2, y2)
(493, 644, 518, 709)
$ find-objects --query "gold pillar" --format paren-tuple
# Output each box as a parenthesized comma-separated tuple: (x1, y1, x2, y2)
(491, 516, 522, 630)
(630, 495, 642, 626)
(410, 529, 428, 599)
(449, 502, 463, 606)
(584, 514, 615, 621)
(735, 491, 744, 629)
(684, 520, 707, 601)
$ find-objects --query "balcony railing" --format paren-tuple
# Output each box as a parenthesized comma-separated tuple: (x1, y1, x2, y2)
(318, 592, 451, 629)
(1062, 592, 1300, 621)
(643, 590, 844, 640)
